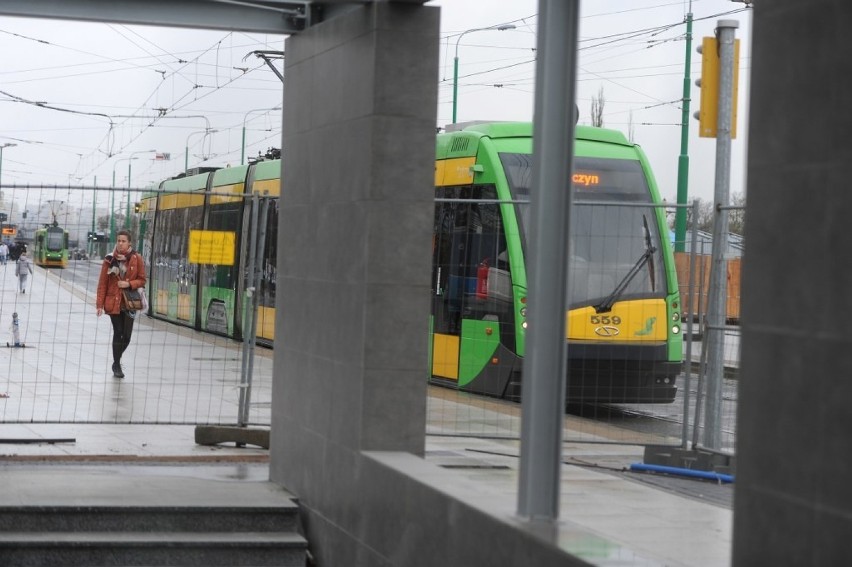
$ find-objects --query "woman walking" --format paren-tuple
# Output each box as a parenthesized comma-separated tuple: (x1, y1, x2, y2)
(15, 251, 32, 293)
(96, 230, 146, 379)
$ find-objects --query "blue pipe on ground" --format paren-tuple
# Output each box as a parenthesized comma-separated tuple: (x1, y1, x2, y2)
(630, 462, 734, 484)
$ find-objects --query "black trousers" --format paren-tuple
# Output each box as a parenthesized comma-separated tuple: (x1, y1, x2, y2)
(108, 311, 135, 364)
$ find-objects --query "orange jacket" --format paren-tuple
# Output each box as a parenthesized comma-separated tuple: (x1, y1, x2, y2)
(96, 250, 147, 315)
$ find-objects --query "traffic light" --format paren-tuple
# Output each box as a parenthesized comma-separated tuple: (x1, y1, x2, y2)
(694, 36, 740, 138)
(134, 202, 141, 214)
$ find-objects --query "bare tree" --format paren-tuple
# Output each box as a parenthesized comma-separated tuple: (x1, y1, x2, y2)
(590, 86, 605, 127)
(673, 192, 746, 235)
(728, 192, 746, 235)
(98, 214, 125, 231)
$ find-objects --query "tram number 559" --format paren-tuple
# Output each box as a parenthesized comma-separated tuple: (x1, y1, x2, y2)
(590, 315, 621, 325)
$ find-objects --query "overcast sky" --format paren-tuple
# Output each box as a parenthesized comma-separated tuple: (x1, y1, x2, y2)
(0, 0, 752, 212)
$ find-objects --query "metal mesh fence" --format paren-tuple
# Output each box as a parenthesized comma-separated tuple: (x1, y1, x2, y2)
(0, 187, 742, 459)
(0, 185, 271, 426)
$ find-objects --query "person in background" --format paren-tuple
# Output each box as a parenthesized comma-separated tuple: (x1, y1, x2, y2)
(15, 250, 32, 293)
(0, 241, 8, 265)
(95, 230, 146, 379)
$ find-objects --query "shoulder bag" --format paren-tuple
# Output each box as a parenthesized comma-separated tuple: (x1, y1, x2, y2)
(122, 288, 144, 312)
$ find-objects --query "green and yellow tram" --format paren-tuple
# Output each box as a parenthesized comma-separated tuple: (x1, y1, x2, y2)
(431, 122, 682, 403)
(139, 157, 279, 344)
(138, 124, 681, 404)
(33, 223, 69, 268)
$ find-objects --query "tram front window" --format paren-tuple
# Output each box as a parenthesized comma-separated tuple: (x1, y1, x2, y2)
(46, 230, 65, 251)
(500, 153, 666, 307)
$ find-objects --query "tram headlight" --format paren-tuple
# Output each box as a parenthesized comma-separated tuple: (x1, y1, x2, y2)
(520, 307, 527, 317)
(672, 324, 681, 334)
(522, 321, 528, 330)
(672, 312, 680, 321)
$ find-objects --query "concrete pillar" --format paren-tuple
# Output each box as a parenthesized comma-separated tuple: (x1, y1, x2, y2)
(733, 2, 852, 564)
(269, 3, 439, 564)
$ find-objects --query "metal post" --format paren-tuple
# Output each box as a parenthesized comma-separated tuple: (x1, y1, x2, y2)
(681, 199, 700, 448)
(91, 176, 97, 256)
(110, 169, 116, 244)
(451, 25, 514, 125)
(125, 161, 132, 229)
(0, 142, 18, 190)
(517, 0, 579, 523)
(451, 56, 459, 123)
(702, 20, 738, 450)
(674, 8, 693, 252)
(241, 196, 270, 426)
(239, 193, 260, 427)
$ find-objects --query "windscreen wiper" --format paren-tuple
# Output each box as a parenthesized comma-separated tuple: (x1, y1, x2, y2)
(594, 215, 657, 313)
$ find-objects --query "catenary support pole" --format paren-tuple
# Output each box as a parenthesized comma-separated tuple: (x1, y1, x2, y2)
(702, 19, 738, 450)
(517, 0, 579, 522)
(674, 8, 694, 252)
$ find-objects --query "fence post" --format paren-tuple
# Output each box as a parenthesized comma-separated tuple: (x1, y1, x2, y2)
(681, 199, 700, 448)
(238, 193, 261, 427)
(240, 196, 270, 426)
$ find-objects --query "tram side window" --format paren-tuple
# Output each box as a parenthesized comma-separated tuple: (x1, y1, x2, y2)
(258, 199, 278, 309)
(154, 206, 202, 295)
(204, 203, 240, 290)
(432, 185, 508, 334)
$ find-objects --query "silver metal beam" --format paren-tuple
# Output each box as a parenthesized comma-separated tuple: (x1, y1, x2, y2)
(0, 0, 314, 34)
(517, 0, 580, 523)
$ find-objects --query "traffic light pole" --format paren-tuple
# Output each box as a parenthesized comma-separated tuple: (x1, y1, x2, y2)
(702, 19, 738, 451)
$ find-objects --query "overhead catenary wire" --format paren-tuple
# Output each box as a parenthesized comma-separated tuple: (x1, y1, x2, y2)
(0, 2, 750, 187)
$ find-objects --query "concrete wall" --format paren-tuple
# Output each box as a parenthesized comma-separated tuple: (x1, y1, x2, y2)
(733, 2, 852, 565)
(269, 4, 591, 566)
(269, 3, 434, 563)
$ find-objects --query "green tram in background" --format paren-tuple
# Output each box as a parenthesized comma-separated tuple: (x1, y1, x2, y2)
(431, 122, 683, 403)
(138, 157, 279, 345)
(33, 223, 69, 268)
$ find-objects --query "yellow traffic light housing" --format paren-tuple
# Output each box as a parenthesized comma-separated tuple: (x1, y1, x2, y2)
(695, 36, 740, 138)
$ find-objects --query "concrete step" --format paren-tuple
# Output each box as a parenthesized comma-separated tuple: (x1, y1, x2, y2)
(0, 504, 299, 533)
(0, 466, 308, 566)
(0, 531, 307, 566)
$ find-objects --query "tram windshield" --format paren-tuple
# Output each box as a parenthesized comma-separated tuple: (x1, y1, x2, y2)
(46, 228, 65, 251)
(500, 153, 666, 307)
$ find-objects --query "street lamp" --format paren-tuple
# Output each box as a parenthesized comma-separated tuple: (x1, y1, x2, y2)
(185, 129, 218, 173)
(242, 107, 281, 165)
(0, 142, 17, 194)
(112, 157, 139, 243)
(451, 24, 516, 124)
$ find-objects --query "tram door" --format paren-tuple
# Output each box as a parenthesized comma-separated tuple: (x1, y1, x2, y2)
(431, 185, 506, 382)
